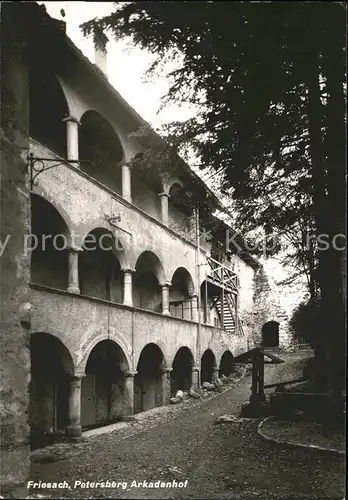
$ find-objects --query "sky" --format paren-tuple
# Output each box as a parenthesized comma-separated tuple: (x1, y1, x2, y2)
(41, 1, 195, 128)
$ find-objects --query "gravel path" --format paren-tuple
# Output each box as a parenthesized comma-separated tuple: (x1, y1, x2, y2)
(29, 353, 345, 499)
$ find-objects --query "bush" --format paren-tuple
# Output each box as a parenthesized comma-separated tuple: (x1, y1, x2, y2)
(290, 298, 321, 349)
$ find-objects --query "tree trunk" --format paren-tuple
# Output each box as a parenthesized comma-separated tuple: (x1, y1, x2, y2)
(306, 40, 346, 406)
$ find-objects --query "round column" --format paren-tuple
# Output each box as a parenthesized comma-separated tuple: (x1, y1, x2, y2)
(190, 295, 198, 322)
(65, 375, 83, 438)
(191, 366, 200, 390)
(123, 370, 137, 416)
(67, 246, 81, 294)
(122, 163, 132, 203)
(160, 367, 172, 405)
(122, 268, 134, 307)
(158, 192, 170, 226)
(161, 283, 171, 315)
(62, 116, 80, 162)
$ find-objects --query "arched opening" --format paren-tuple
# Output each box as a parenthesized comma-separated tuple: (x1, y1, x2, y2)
(133, 251, 164, 312)
(169, 267, 194, 320)
(170, 347, 194, 396)
(262, 321, 280, 347)
(168, 183, 191, 234)
(29, 67, 68, 157)
(219, 351, 235, 377)
(29, 333, 74, 449)
(81, 340, 129, 428)
(79, 110, 123, 194)
(79, 228, 123, 302)
(30, 194, 69, 290)
(201, 349, 216, 384)
(131, 152, 162, 219)
(134, 344, 165, 413)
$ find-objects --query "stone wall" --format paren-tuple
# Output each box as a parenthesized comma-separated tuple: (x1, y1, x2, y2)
(252, 257, 309, 347)
(0, 2, 31, 491)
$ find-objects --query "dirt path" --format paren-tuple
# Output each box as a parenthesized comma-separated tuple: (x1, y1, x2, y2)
(29, 353, 345, 499)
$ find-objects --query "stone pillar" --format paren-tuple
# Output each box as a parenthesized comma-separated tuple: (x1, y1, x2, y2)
(212, 367, 219, 383)
(62, 116, 80, 162)
(159, 192, 170, 226)
(161, 368, 172, 405)
(65, 376, 83, 438)
(123, 371, 136, 416)
(191, 366, 200, 390)
(161, 283, 170, 315)
(190, 295, 198, 322)
(67, 247, 81, 294)
(122, 268, 134, 307)
(122, 164, 132, 203)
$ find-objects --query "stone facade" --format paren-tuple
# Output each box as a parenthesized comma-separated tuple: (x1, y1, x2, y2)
(0, 2, 307, 493)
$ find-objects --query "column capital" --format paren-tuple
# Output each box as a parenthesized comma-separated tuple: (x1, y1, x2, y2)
(71, 373, 85, 380)
(67, 245, 83, 253)
(158, 191, 170, 198)
(160, 281, 171, 288)
(160, 367, 172, 374)
(192, 366, 200, 373)
(62, 115, 81, 126)
(121, 267, 136, 274)
(123, 370, 137, 378)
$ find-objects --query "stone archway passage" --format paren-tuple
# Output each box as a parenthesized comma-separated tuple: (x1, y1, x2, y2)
(171, 347, 194, 396)
(262, 321, 280, 347)
(219, 350, 235, 377)
(29, 333, 74, 450)
(81, 340, 129, 429)
(134, 344, 165, 414)
(201, 349, 216, 384)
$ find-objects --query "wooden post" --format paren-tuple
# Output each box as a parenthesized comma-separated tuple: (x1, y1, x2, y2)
(221, 268, 225, 329)
(205, 276, 208, 324)
(258, 350, 265, 402)
(250, 350, 258, 404)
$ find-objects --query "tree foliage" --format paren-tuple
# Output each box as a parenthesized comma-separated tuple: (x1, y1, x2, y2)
(82, 2, 346, 394)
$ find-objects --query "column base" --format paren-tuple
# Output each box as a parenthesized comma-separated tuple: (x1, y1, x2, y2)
(67, 286, 80, 294)
(65, 424, 82, 438)
(123, 195, 132, 204)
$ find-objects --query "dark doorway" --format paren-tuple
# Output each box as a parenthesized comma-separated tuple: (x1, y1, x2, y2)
(171, 347, 194, 396)
(200, 349, 216, 384)
(219, 350, 234, 377)
(262, 321, 280, 347)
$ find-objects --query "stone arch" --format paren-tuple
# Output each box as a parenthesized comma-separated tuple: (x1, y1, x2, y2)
(262, 321, 280, 347)
(77, 331, 132, 376)
(133, 250, 166, 284)
(170, 267, 195, 296)
(79, 110, 124, 194)
(133, 250, 166, 312)
(201, 349, 217, 384)
(79, 227, 128, 303)
(134, 343, 166, 413)
(29, 332, 75, 448)
(30, 190, 73, 241)
(169, 267, 195, 320)
(81, 339, 130, 427)
(170, 347, 195, 396)
(219, 350, 235, 377)
(29, 68, 69, 157)
(30, 193, 71, 290)
(162, 178, 184, 196)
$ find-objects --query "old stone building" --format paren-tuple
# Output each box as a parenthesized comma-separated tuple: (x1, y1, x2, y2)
(0, 2, 305, 493)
